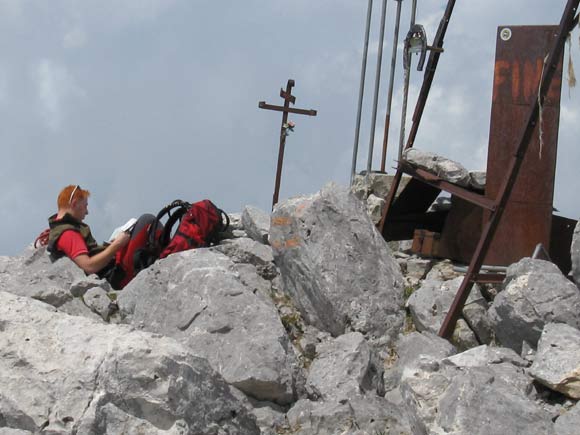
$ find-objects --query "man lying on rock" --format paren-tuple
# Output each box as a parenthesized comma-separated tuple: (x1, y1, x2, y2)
(47, 185, 155, 289)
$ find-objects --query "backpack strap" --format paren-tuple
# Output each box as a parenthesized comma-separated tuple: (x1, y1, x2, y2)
(147, 200, 191, 253)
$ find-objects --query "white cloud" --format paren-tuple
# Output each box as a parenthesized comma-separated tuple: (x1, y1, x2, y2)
(0, 0, 25, 19)
(63, 26, 87, 49)
(0, 66, 7, 105)
(32, 59, 85, 131)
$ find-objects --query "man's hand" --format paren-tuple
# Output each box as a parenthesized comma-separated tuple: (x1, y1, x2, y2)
(111, 231, 130, 248)
(73, 232, 131, 275)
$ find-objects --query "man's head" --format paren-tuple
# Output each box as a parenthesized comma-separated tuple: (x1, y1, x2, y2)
(57, 185, 90, 221)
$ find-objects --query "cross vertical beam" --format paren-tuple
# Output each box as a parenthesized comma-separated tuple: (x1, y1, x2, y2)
(259, 79, 317, 209)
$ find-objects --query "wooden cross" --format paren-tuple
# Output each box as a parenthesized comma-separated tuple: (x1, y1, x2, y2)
(259, 79, 317, 208)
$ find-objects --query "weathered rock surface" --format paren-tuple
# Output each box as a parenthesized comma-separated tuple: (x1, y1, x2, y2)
(401, 359, 554, 435)
(0, 247, 111, 321)
(214, 236, 278, 279)
(270, 183, 405, 341)
(469, 170, 486, 190)
(555, 402, 580, 435)
(430, 367, 553, 435)
(241, 205, 270, 245)
(530, 323, 580, 399)
(403, 148, 471, 187)
(118, 249, 298, 404)
(0, 247, 85, 307)
(489, 258, 580, 353)
(285, 396, 410, 435)
(0, 291, 259, 434)
(366, 193, 385, 224)
(305, 332, 383, 401)
(350, 172, 411, 200)
(406, 276, 482, 348)
(383, 331, 456, 392)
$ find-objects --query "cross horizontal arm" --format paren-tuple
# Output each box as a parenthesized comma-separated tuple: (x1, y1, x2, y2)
(258, 102, 317, 116)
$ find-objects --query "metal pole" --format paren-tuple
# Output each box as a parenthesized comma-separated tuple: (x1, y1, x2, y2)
(272, 80, 294, 209)
(380, 0, 404, 172)
(397, 0, 418, 161)
(350, 0, 374, 185)
(366, 0, 389, 176)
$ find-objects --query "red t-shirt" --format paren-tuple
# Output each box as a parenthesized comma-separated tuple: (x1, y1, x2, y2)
(56, 230, 89, 259)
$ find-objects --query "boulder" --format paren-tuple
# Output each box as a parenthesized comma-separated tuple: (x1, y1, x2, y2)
(305, 332, 383, 401)
(241, 205, 270, 245)
(403, 148, 471, 187)
(383, 331, 456, 392)
(555, 402, 580, 435)
(270, 183, 405, 341)
(350, 172, 411, 200)
(117, 249, 298, 405)
(443, 345, 533, 396)
(530, 323, 580, 399)
(406, 276, 482, 348)
(0, 291, 259, 434)
(285, 396, 410, 435)
(0, 248, 85, 307)
(434, 367, 554, 435)
(469, 170, 486, 190)
(215, 237, 278, 280)
(488, 258, 580, 353)
(0, 247, 110, 321)
(366, 193, 385, 225)
(401, 362, 554, 435)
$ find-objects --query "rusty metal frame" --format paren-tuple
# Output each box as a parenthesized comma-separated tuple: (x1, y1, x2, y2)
(377, 0, 579, 339)
(438, 0, 579, 338)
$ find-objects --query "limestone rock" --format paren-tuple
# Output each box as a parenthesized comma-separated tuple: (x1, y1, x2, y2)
(469, 170, 486, 190)
(555, 402, 580, 435)
(462, 292, 494, 345)
(285, 396, 411, 435)
(366, 193, 385, 225)
(488, 258, 580, 353)
(82, 287, 116, 321)
(383, 331, 456, 392)
(214, 237, 277, 280)
(270, 183, 405, 341)
(305, 332, 383, 401)
(434, 367, 554, 435)
(406, 276, 483, 347)
(403, 148, 471, 187)
(443, 345, 533, 396)
(424, 259, 461, 281)
(443, 344, 528, 369)
(451, 318, 480, 351)
(117, 249, 298, 405)
(0, 248, 84, 308)
(350, 172, 411, 200)
(0, 291, 259, 434)
(401, 363, 554, 435)
(530, 323, 580, 399)
(241, 205, 270, 245)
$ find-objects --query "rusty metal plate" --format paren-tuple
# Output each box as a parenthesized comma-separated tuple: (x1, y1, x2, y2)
(485, 25, 564, 266)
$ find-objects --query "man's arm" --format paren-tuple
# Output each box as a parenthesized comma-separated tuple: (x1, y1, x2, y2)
(73, 233, 130, 275)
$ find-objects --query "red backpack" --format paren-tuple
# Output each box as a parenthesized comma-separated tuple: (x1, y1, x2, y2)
(145, 199, 229, 261)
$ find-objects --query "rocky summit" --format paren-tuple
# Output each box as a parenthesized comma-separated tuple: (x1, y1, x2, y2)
(0, 181, 579, 434)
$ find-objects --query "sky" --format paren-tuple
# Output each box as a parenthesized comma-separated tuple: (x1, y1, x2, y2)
(1, 0, 579, 255)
